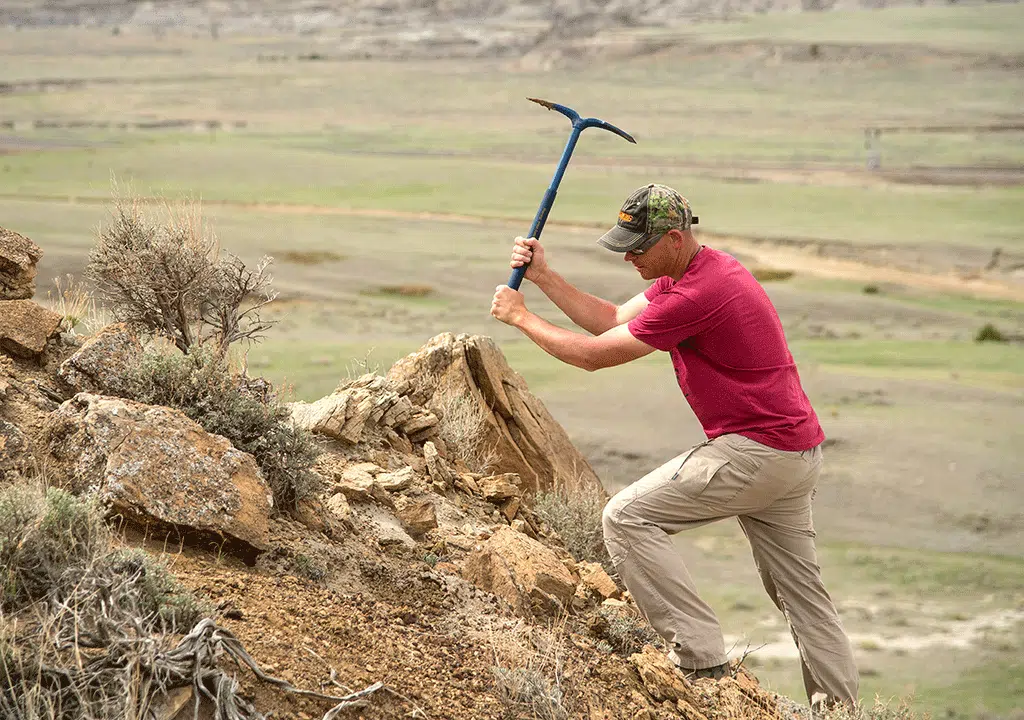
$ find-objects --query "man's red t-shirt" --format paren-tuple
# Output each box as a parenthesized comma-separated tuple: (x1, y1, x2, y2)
(627, 247, 824, 452)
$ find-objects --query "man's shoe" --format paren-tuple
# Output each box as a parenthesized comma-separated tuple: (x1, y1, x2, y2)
(678, 662, 730, 680)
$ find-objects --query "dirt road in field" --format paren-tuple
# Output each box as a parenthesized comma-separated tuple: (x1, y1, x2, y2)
(7, 191, 1022, 302)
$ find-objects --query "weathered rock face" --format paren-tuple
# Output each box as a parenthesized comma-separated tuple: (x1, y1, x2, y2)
(58, 323, 142, 395)
(461, 525, 577, 617)
(0, 300, 63, 358)
(387, 333, 604, 498)
(0, 227, 42, 301)
(41, 393, 273, 555)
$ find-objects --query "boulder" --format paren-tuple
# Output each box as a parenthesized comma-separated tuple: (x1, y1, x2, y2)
(42, 393, 273, 555)
(0, 300, 62, 358)
(387, 333, 604, 497)
(0, 228, 42, 300)
(461, 525, 576, 617)
(58, 323, 142, 395)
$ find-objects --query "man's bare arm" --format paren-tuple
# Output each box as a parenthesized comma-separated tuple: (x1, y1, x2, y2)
(513, 313, 656, 372)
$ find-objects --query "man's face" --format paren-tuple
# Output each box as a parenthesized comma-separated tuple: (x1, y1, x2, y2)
(624, 233, 667, 279)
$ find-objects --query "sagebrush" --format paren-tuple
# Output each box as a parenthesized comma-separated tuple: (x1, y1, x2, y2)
(87, 193, 276, 357)
(533, 483, 612, 570)
(121, 344, 321, 512)
(0, 483, 215, 719)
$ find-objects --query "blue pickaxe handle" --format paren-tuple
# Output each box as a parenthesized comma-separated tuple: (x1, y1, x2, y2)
(507, 99, 636, 290)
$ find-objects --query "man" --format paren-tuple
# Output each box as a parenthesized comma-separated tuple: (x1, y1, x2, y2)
(489, 184, 858, 710)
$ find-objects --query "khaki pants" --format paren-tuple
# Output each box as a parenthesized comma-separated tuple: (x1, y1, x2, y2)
(602, 433, 859, 707)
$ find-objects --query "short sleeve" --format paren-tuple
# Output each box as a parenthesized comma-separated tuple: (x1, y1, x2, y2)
(628, 288, 711, 352)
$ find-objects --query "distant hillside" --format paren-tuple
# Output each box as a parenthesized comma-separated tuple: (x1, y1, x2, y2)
(2, 0, 1020, 60)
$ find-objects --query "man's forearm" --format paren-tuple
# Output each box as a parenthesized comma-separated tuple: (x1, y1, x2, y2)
(532, 268, 617, 336)
(513, 311, 598, 371)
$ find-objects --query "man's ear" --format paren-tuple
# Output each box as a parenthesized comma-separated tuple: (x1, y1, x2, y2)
(666, 228, 686, 247)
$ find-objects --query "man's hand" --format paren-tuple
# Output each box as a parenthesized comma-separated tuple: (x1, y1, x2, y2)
(491, 286, 528, 326)
(510, 237, 548, 282)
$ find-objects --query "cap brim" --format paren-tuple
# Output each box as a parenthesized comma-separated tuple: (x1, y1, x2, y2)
(596, 225, 653, 253)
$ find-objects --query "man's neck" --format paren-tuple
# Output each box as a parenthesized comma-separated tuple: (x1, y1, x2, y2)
(669, 242, 703, 281)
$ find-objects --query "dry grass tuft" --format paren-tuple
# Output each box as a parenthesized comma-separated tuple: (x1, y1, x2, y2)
(489, 619, 570, 720)
(43, 274, 109, 335)
(433, 393, 499, 474)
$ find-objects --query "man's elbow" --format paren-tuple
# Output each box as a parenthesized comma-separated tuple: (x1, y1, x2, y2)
(579, 354, 616, 372)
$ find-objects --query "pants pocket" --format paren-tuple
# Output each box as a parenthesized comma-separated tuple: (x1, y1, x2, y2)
(674, 453, 732, 499)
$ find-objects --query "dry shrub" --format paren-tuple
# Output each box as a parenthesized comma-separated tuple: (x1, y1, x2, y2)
(0, 484, 215, 719)
(121, 344, 321, 512)
(87, 192, 277, 358)
(533, 482, 611, 570)
(750, 267, 795, 283)
(490, 620, 570, 720)
(433, 393, 498, 474)
(591, 604, 660, 657)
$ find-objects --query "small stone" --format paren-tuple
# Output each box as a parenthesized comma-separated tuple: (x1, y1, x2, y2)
(499, 496, 520, 523)
(326, 493, 352, 522)
(397, 500, 437, 537)
(401, 411, 439, 437)
(336, 468, 376, 500)
(577, 561, 620, 600)
(376, 466, 415, 492)
(479, 473, 522, 501)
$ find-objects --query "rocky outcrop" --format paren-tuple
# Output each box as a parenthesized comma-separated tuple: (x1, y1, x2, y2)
(0, 228, 42, 300)
(58, 322, 142, 395)
(387, 333, 604, 498)
(462, 525, 577, 617)
(0, 300, 62, 358)
(41, 393, 273, 555)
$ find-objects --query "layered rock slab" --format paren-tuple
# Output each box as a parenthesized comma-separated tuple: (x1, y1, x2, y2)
(387, 332, 604, 497)
(42, 393, 273, 555)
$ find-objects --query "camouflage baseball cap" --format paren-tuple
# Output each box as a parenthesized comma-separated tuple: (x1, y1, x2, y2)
(597, 184, 698, 253)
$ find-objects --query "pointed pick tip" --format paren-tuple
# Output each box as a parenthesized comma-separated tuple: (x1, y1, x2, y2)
(528, 97, 555, 110)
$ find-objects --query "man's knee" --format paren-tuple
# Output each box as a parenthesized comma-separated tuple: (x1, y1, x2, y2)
(602, 488, 637, 565)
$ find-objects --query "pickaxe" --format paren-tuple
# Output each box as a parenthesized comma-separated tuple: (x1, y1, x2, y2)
(506, 98, 636, 290)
